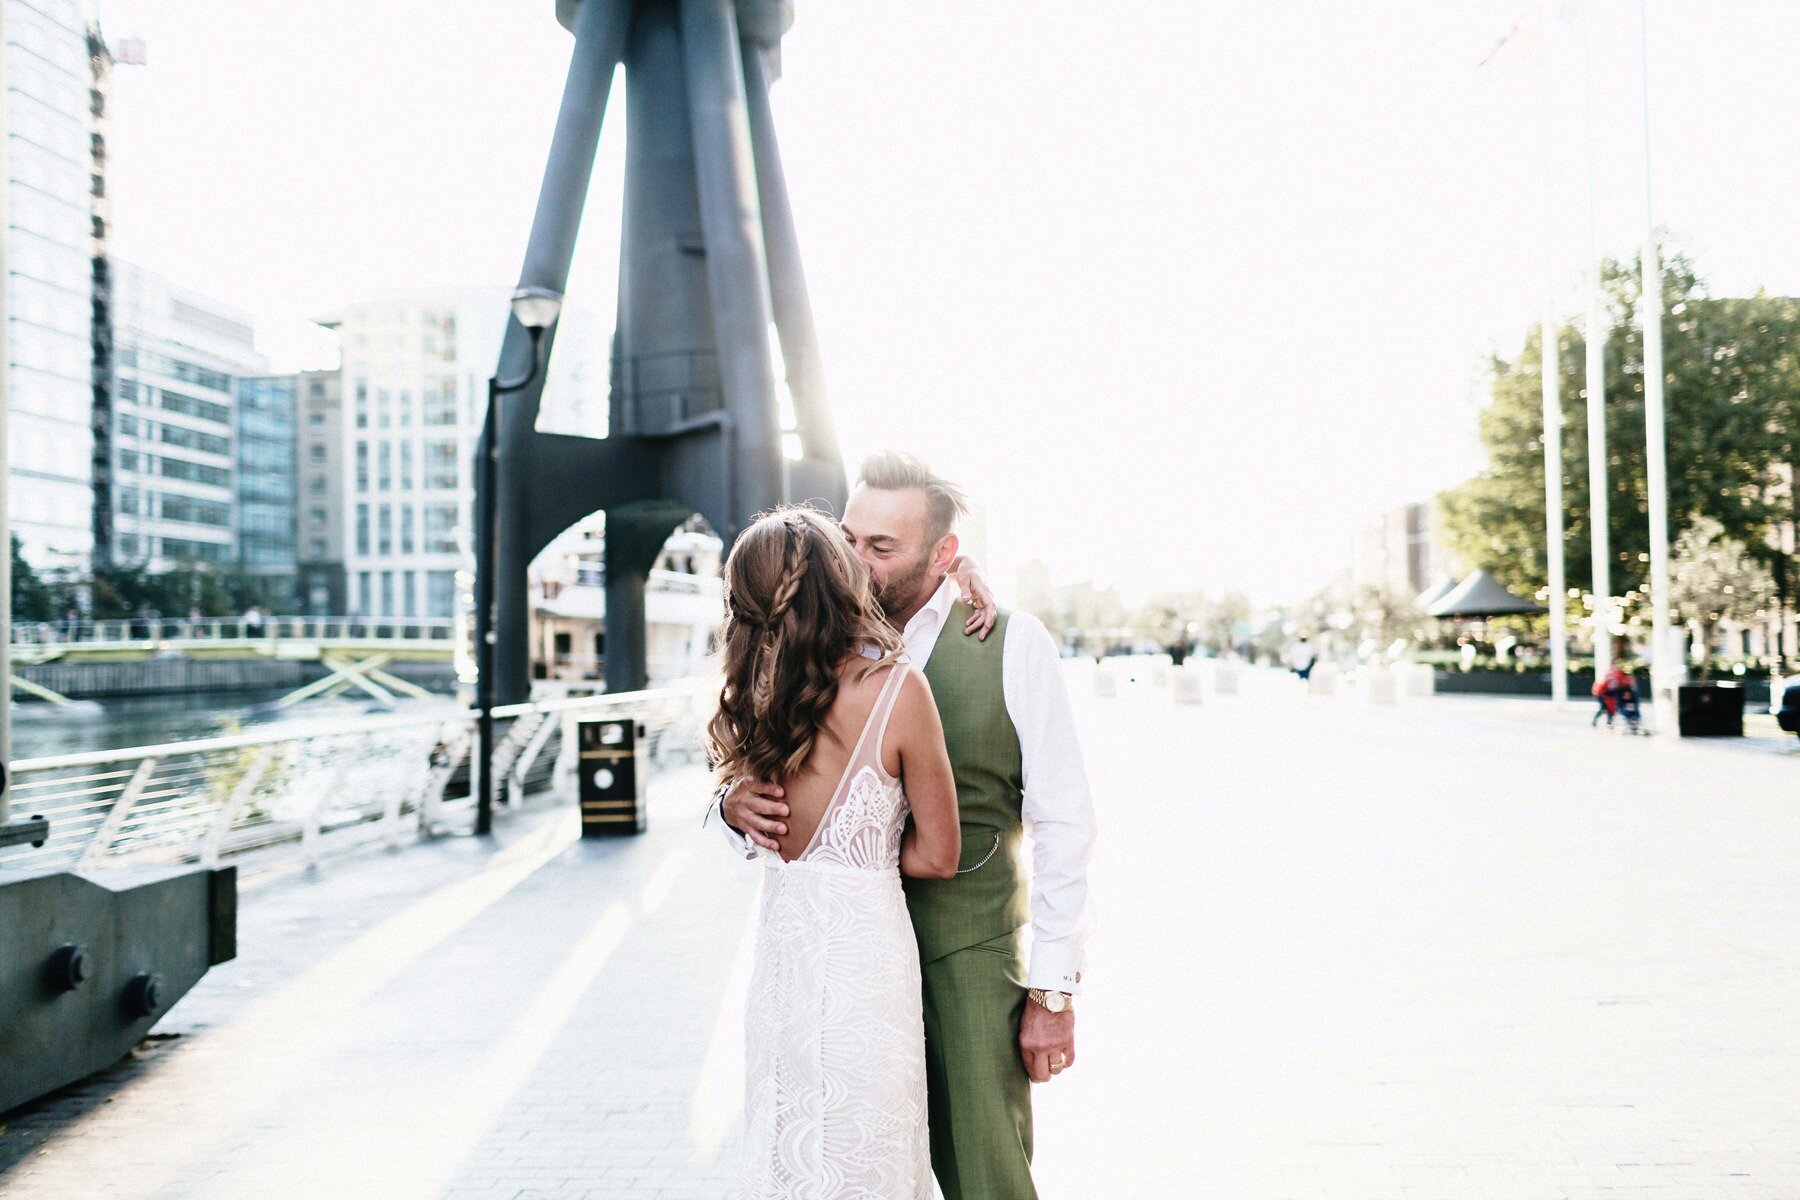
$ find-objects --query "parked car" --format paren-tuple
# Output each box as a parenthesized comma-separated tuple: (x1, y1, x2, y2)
(1778, 681, 1800, 740)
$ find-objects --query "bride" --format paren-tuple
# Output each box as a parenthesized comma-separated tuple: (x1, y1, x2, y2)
(709, 506, 961, 1199)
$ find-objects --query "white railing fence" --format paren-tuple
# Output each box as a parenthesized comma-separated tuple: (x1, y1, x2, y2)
(10, 616, 457, 647)
(0, 683, 712, 879)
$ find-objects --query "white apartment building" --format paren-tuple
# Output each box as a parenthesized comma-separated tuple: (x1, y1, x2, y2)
(108, 260, 269, 570)
(318, 287, 507, 621)
(5, 0, 102, 571)
(317, 286, 605, 621)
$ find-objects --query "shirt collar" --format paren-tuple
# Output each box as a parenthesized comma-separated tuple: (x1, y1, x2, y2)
(903, 575, 960, 641)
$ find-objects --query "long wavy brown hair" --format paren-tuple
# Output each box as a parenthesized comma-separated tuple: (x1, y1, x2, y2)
(707, 506, 904, 786)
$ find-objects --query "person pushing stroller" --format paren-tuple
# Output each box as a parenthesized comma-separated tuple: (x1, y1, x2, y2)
(1591, 664, 1642, 733)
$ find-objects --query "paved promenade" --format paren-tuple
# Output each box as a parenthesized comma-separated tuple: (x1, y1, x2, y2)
(4, 666, 1799, 1199)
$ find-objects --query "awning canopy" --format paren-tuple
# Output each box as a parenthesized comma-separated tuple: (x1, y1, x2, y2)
(1426, 570, 1545, 618)
(1414, 577, 1459, 611)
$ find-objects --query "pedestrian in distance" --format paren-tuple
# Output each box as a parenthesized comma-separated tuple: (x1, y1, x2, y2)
(1287, 634, 1318, 682)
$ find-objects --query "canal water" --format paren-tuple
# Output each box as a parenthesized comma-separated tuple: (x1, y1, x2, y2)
(9, 689, 464, 762)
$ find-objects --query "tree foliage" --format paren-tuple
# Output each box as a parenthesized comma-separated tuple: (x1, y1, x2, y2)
(1668, 517, 1776, 676)
(1439, 247, 1800, 646)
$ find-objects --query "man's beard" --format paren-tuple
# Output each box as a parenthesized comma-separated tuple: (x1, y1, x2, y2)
(874, 551, 934, 621)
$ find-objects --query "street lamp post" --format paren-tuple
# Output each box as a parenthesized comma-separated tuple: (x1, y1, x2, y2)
(475, 286, 563, 837)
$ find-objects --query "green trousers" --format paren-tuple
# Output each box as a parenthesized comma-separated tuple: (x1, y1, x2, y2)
(920, 929, 1037, 1200)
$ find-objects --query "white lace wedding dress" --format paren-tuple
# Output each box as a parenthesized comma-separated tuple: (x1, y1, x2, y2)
(734, 664, 933, 1199)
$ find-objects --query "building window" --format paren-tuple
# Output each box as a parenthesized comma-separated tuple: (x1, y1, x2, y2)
(425, 440, 458, 489)
(310, 537, 327, 558)
(355, 441, 369, 491)
(423, 503, 458, 554)
(403, 571, 417, 617)
(399, 504, 415, 554)
(377, 441, 391, 490)
(310, 443, 327, 464)
(380, 571, 394, 616)
(308, 411, 326, 427)
(424, 380, 457, 426)
(309, 506, 327, 526)
(427, 570, 456, 617)
(308, 474, 326, 493)
(377, 504, 392, 555)
(356, 503, 370, 555)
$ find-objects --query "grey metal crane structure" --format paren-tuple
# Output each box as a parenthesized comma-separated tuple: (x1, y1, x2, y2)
(478, 0, 845, 709)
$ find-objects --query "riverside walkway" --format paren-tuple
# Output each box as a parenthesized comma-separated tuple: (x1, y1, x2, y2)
(3, 667, 1798, 1199)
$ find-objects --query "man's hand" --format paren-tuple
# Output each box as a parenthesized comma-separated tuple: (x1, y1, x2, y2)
(722, 779, 788, 852)
(1019, 998, 1076, 1084)
(949, 555, 998, 641)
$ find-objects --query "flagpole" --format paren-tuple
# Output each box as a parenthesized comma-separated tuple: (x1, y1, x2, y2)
(1637, 0, 1674, 729)
(1580, 4, 1612, 685)
(1538, 10, 1568, 704)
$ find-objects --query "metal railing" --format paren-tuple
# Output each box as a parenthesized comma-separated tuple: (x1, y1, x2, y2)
(11, 616, 456, 647)
(0, 682, 712, 878)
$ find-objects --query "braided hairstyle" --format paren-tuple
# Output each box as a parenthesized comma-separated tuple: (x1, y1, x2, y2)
(708, 506, 904, 787)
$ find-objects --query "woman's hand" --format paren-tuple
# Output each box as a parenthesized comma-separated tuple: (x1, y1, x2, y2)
(949, 554, 998, 641)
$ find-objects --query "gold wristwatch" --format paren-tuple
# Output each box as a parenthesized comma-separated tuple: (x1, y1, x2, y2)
(1027, 988, 1072, 1014)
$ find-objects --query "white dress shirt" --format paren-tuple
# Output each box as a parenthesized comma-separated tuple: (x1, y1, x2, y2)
(719, 575, 1096, 994)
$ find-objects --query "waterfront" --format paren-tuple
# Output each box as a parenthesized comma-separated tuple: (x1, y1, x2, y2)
(8, 690, 463, 763)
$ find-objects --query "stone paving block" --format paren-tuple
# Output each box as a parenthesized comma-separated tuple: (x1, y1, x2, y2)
(5, 675, 1800, 1198)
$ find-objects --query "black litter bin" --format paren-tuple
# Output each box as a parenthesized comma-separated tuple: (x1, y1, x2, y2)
(1777, 682, 1800, 739)
(577, 717, 647, 835)
(1677, 682, 1745, 737)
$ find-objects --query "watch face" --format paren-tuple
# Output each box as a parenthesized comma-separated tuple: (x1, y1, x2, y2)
(1044, 991, 1066, 1013)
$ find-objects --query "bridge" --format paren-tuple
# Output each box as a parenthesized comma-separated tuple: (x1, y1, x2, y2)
(9, 617, 458, 708)
(4, 667, 1797, 1198)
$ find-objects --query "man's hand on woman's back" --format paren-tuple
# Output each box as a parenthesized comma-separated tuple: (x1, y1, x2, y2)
(723, 779, 789, 852)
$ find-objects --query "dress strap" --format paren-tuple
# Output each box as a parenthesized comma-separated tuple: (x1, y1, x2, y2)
(793, 661, 910, 862)
(861, 661, 909, 784)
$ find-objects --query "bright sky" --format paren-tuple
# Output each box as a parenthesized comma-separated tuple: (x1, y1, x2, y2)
(95, 1, 1800, 604)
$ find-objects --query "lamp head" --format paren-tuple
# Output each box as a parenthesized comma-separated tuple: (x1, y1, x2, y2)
(510, 286, 563, 331)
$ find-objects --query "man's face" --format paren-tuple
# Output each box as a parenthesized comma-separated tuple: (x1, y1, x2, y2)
(841, 484, 942, 619)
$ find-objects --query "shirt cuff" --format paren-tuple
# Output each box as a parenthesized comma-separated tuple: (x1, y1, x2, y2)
(1026, 943, 1084, 994)
(708, 794, 757, 860)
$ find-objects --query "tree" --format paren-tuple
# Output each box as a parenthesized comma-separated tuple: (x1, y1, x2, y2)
(1439, 246, 1796, 660)
(1668, 517, 1777, 677)
(10, 534, 57, 623)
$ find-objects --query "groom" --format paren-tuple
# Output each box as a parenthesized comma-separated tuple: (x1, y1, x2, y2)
(719, 452, 1096, 1200)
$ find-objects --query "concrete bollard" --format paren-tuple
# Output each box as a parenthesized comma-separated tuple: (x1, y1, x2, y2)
(1092, 664, 1118, 698)
(1172, 665, 1204, 704)
(1362, 665, 1399, 706)
(1399, 662, 1436, 698)
(1150, 661, 1170, 688)
(1211, 662, 1241, 696)
(1308, 663, 1340, 698)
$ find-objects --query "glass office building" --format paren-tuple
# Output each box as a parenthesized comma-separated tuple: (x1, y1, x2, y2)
(5, 0, 101, 572)
(235, 374, 299, 603)
(109, 260, 267, 571)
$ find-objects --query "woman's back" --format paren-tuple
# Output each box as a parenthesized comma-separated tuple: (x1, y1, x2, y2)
(771, 658, 907, 864)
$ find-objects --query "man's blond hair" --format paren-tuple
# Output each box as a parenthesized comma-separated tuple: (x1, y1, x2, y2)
(856, 451, 970, 542)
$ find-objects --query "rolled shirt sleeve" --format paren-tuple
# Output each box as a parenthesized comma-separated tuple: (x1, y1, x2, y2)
(1003, 613, 1096, 994)
(706, 787, 759, 861)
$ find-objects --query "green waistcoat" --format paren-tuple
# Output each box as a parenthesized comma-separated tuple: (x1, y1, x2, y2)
(904, 602, 1031, 963)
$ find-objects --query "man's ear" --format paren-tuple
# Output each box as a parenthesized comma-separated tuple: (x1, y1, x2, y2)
(930, 532, 960, 576)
